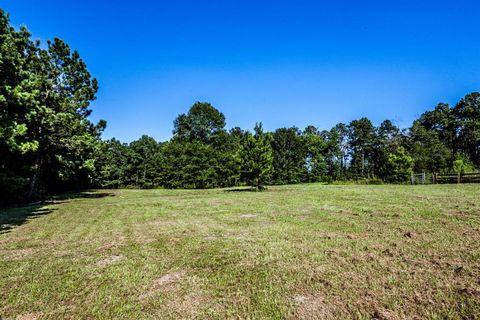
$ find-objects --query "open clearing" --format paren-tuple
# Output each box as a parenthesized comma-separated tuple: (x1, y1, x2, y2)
(1, 184, 479, 319)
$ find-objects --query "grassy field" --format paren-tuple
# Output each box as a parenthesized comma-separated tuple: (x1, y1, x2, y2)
(1, 184, 479, 319)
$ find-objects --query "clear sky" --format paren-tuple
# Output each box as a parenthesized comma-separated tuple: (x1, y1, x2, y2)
(3, 0, 480, 142)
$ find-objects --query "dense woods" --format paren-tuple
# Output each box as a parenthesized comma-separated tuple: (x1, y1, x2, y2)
(1, 10, 479, 204)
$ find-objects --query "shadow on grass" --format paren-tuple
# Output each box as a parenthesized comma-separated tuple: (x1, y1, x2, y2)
(0, 205, 55, 234)
(52, 190, 115, 201)
(224, 187, 267, 192)
(0, 190, 114, 235)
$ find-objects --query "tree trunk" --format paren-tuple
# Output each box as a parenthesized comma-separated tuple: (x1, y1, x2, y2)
(27, 153, 42, 199)
(361, 148, 365, 176)
(255, 177, 260, 191)
(372, 161, 375, 179)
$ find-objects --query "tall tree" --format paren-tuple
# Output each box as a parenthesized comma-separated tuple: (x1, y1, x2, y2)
(173, 102, 226, 143)
(129, 135, 160, 188)
(239, 123, 273, 190)
(0, 11, 39, 200)
(271, 127, 305, 184)
(374, 120, 402, 180)
(302, 127, 327, 182)
(93, 139, 131, 188)
(0, 10, 104, 201)
(160, 140, 218, 189)
(25, 37, 103, 197)
(348, 118, 376, 178)
(210, 130, 241, 187)
(408, 121, 451, 173)
(417, 103, 457, 153)
(453, 93, 480, 167)
(321, 124, 349, 180)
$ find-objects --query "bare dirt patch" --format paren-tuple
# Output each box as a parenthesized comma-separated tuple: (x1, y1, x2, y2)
(16, 313, 42, 320)
(144, 272, 214, 318)
(372, 308, 402, 320)
(203, 235, 220, 241)
(0, 238, 12, 244)
(291, 294, 335, 319)
(240, 214, 257, 218)
(167, 290, 210, 319)
(96, 254, 126, 268)
(140, 270, 186, 300)
(154, 270, 186, 288)
(52, 249, 76, 258)
(95, 234, 126, 252)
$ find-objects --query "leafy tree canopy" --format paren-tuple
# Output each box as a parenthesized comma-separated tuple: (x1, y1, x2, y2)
(173, 102, 226, 143)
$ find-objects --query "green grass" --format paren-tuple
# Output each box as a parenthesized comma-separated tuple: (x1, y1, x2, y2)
(1, 184, 479, 319)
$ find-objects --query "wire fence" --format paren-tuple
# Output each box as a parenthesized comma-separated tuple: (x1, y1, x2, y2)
(411, 172, 480, 184)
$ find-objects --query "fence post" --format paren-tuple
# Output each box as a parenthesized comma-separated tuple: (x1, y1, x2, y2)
(458, 172, 461, 184)
(422, 172, 426, 184)
(433, 172, 436, 184)
(411, 172, 414, 185)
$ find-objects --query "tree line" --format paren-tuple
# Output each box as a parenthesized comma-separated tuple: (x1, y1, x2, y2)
(1, 9, 479, 204)
(91, 94, 479, 191)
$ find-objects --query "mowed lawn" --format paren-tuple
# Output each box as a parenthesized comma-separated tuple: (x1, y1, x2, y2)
(1, 185, 479, 319)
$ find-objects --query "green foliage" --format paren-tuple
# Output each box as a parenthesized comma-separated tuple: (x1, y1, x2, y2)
(92, 103, 241, 190)
(323, 123, 349, 180)
(412, 94, 480, 172)
(408, 121, 451, 173)
(270, 127, 305, 184)
(0, 9, 104, 203)
(452, 153, 475, 174)
(374, 120, 402, 179)
(173, 102, 226, 143)
(239, 123, 273, 190)
(348, 117, 376, 178)
(129, 135, 161, 188)
(160, 140, 219, 189)
(453, 93, 480, 166)
(386, 146, 413, 183)
(302, 128, 328, 182)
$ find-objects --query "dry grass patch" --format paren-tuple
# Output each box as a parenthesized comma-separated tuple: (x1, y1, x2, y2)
(1, 248, 36, 261)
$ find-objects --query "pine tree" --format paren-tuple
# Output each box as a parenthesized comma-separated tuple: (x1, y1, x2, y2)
(239, 123, 273, 190)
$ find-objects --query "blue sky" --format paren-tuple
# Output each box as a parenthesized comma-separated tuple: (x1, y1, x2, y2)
(4, 0, 480, 142)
